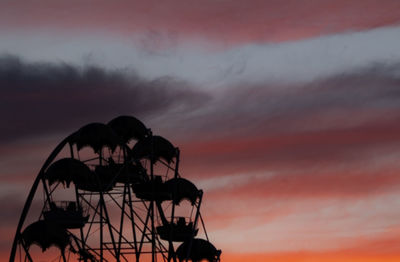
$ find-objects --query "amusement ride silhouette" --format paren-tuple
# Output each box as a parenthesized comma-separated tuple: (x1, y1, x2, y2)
(9, 115, 221, 262)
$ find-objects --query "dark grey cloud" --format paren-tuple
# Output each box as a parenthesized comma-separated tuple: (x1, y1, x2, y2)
(0, 55, 209, 143)
(161, 62, 400, 141)
(162, 63, 400, 178)
(3, 54, 400, 179)
(3, 54, 400, 146)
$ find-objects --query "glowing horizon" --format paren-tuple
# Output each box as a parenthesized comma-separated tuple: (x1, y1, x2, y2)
(1, 0, 400, 261)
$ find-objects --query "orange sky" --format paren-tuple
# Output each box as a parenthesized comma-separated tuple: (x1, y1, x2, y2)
(2, 1, 400, 261)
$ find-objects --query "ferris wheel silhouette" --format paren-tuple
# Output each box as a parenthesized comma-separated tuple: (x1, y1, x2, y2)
(9, 115, 221, 262)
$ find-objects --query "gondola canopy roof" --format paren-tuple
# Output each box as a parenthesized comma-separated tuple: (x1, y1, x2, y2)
(108, 115, 149, 143)
(45, 158, 92, 187)
(176, 238, 221, 262)
(131, 135, 177, 163)
(69, 123, 122, 153)
(165, 178, 200, 205)
(21, 220, 70, 252)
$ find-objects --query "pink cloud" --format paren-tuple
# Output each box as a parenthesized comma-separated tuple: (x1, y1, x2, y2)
(1, 0, 400, 45)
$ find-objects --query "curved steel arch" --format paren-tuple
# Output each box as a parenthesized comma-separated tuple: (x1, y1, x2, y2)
(9, 135, 73, 262)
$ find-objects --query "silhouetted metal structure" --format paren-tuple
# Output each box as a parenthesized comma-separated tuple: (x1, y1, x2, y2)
(10, 116, 221, 262)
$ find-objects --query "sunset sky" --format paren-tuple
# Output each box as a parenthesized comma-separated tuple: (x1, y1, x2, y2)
(2, 1, 400, 261)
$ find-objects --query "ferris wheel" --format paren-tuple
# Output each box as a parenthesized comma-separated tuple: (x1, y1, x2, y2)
(9, 115, 221, 262)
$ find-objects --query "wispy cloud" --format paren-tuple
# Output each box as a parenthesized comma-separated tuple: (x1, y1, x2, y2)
(1, 26, 400, 87)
